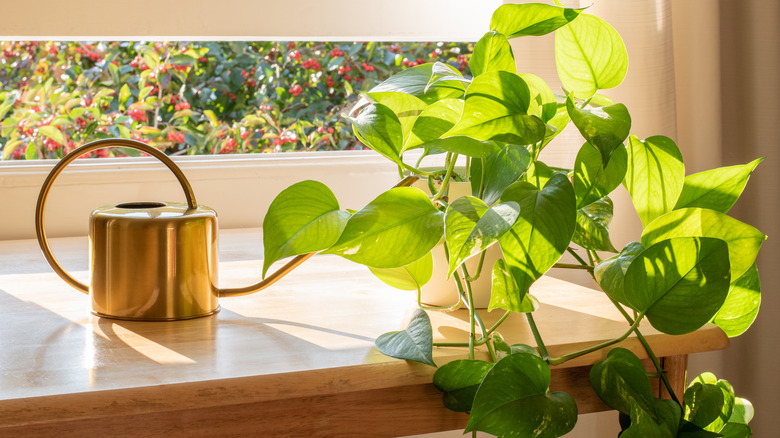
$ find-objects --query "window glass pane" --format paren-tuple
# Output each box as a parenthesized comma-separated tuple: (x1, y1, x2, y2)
(0, 41, 471, 159)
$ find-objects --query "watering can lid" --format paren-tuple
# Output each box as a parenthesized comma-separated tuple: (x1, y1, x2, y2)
(91, 201, 216, 220)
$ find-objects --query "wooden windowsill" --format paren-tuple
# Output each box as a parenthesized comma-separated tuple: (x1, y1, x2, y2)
(0, 229, 729, 437)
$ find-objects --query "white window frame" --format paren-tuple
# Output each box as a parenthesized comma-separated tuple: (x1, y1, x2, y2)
(0, 0, 502, 240)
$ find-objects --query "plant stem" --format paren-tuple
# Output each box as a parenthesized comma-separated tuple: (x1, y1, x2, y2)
(485, 336, 498, 362)
(452, 270, 476, 360)
(417, 287, 461, 311)
(486, 311, 511, 336)
(608, 298, 680, 404)
(467, 279, 476, 360)
(547, 312, 645, 365)
(567, 247, 590, 267)
(464, 251, 486, 281)
(460, 264, 488, 337)
(525, 313, 550, 360)
(401, 162, 447, 178)
(432, 153, 457, 203)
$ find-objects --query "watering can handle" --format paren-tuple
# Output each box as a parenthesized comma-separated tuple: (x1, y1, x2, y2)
(35, 138, 198, 294)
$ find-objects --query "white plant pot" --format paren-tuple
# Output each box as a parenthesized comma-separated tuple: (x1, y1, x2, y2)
(413, 180, 502, 308)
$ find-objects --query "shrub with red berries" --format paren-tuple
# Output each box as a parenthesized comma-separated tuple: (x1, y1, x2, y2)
(0, 40, 471, 159)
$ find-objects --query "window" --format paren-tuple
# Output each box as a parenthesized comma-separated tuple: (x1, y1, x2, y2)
(0, 0, 501, 240)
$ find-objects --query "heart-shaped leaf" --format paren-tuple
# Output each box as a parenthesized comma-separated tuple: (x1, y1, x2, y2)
(684, 372, 735, 432)
(470, 31, 516, 76)
(499, 173, 576, 296)
(375, 308, 435, 366)
(368, 252, 433, 291)
(367, 91, 427, 146)
(445, 197, 520, 276)
(445, 71, 547, 146)
(624, 237, 731, 335)
(728, 397, 754, 425)
(405, 98, 463, 150)
(620, 400, 672, 438)
(590, 348, 656, 416)
(677, 420, 725, 438)
(641, 207, 766, 280)
(262, 180, 350, 277)
(541, 102, 571, 148)
(572, 196, 618, 252)
(713, 263, 760, 337)
(433, 359, 494, 412)
(470, 143, 532, 206)
(567, 97, 631, 166)
(555, 12, 628, 98)
(425, 61, 471, 91)
(466, 353, 577, 437)
(519, 73, 558, 123)
(625, 135, 685, 227)
(489, 258, 539, 313)
(675, 158, 763, 213)
(492, 335, 542, 361)
(361, 62, 465, 105)
(326, 187, 444, 268)
(522, 160, 555, 190)
(348, 103, 403, 165)
(594, 241, 645, 306)
(490, 3, 586, 38)
(573, 141, 628, 208)
(719, 423, 753, 437)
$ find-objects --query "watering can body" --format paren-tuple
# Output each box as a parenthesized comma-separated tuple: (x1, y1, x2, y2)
(89, 202, 219, 320)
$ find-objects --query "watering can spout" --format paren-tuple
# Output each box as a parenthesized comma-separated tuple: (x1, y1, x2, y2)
(217, 253, 315, 297)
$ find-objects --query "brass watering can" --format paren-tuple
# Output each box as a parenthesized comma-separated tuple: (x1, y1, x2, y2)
(35, 138, 315, 321)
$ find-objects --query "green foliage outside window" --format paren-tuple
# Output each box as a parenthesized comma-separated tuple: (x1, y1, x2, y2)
(0, 40, 471, 159)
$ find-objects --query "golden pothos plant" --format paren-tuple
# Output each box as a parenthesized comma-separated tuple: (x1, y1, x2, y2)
(262, 2, 764, 436)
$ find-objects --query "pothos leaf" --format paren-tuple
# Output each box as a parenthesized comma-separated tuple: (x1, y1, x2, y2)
(489, 258, 539, 313)
(375, 308, 435, 367)
(573, 141, 628, 208)
(490, 3, 586, 38)
(624, 135, 685, 227)
(433, 359, 494, 412)
(471, 143, 531, 206)
(349, 103, 404, 165)
(326, 187, 444, 269)
(470, 31, 516, 76)
(641, 207, 766, 280)
(624, 237, 731, 335)
(567, 97, 631, 167)
(368, 252, 433, 291)
(572, 196, 618, 252)
(674, 158, 763, 213)
(367, 91, 427, 147)
(555, 12, 628, 98)
(404, 98, 463, 150)
(445, 197, 520, 276)
(262, 180, 350, 277)
(445, 71, 546, 146)
(499, 173, 576, 297)
(589, 347, 656, 416)
(466, 353, 577, 437)
(713, 264, 761, 337)
(594, 241, 645, 306)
